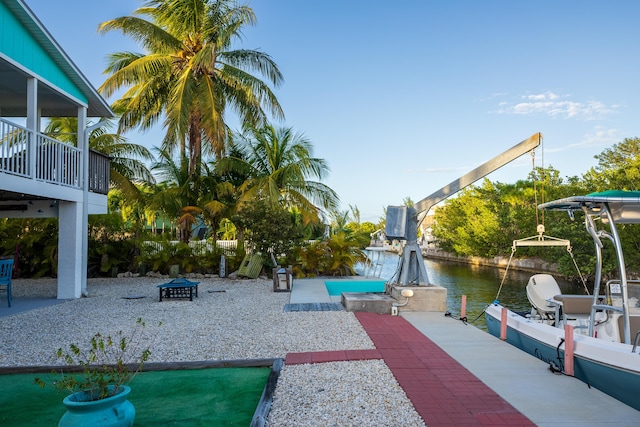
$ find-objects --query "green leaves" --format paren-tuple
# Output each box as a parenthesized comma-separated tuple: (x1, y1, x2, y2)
(99, 0, 283, 173)
(34, 318, 158, 401)
(295, 231, 365, 278)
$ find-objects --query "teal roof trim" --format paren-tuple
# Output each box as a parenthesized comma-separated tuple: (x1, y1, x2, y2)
(0, 0, 112, 117)
(0, 1, 85, 103)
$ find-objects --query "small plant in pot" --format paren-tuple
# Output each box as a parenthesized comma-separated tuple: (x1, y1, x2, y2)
(35, 318, 158, 427)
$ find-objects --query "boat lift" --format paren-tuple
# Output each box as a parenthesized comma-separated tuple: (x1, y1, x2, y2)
(386, 133, 543, 286)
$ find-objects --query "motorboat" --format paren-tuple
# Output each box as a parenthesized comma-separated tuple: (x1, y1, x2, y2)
(485, 190, 640, 411)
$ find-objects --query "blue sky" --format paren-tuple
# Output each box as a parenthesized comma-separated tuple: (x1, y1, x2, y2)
(26, 0, 640, 222)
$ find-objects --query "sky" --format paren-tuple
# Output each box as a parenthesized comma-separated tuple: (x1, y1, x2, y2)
(25, 0, 640, 223)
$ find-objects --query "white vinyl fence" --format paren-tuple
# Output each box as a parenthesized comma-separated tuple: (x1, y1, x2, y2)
(142, 240, 239, 256)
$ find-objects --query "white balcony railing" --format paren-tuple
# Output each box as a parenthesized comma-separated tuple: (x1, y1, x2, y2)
(0, 118, 30, 178)
(0, 117, 110, 195)
(36, 131, 81, 188)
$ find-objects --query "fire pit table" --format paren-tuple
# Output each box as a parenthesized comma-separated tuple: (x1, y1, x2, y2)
(157, 278, 200, 302)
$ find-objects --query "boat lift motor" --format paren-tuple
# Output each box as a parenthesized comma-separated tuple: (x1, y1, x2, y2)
(386, 205, 430, 286)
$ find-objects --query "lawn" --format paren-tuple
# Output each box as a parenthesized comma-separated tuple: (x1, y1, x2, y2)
(0, 365, 274, 426)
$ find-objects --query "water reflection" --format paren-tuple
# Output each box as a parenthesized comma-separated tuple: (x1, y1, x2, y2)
(360, 252, 581, 330)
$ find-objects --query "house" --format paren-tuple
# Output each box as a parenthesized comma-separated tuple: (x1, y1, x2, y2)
(0, 0, 113, 298)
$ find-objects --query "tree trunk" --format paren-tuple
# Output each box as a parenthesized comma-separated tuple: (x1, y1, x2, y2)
(188, 115, 202, 178)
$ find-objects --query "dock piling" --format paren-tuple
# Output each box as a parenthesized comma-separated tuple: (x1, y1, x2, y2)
(500, 308, 507, 340)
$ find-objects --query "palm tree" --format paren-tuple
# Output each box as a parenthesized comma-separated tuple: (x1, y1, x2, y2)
(329, 208, 351, 234)
(98, 0, 284, 177)
(148, 148, 203, 242)
(43, 117, 154, 198)
(220, 125, 339, 225)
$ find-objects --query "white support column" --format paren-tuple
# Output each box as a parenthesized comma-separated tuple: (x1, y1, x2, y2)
(79, 107, 89, 296)
(26, 77, 37, 179)
(57, 200, 83, 298)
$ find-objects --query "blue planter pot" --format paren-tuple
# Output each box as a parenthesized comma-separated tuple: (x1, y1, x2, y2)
(59, 385, 135, 427)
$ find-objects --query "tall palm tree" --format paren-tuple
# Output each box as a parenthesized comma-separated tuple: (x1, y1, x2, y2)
(220, 125, 339, 225)
(43, 117, 154, 198)
(98, 0, 284, 177)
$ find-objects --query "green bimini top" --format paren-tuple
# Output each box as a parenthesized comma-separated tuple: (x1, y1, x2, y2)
(539, 190, 640, 224)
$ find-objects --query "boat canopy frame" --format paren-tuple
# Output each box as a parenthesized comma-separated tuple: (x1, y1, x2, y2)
(538, 190, 640, 344)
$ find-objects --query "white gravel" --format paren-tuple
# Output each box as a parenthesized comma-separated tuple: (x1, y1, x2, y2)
(267, 360, 425, 427)
(1, 276, 425, 426)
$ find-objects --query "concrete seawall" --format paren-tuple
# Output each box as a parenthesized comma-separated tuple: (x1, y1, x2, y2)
(421, 248, 559, 274)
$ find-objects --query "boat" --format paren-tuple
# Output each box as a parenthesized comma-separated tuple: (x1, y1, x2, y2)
(485, 190, 640, 411)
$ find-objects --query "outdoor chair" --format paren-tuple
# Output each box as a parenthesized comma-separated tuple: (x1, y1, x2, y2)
(0, 258, 14, 307)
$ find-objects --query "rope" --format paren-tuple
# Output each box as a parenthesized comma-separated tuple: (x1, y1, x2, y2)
(531, 151, 540, 226)
(444, 311, 468, 325)
(567, 246, 590, 295)
(471, 304, 490, 324)
(541, 135, 545, 225)
(494, 245, 516, 301)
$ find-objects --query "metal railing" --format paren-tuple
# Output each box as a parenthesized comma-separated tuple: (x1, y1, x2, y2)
(0, 117, 110, 195)
(89, 150, 110, 195)
(0, 119, 30, 177)
(36, 132, 81, 188)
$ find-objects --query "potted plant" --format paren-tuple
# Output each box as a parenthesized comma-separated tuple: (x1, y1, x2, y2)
(35, 318, 157, 427)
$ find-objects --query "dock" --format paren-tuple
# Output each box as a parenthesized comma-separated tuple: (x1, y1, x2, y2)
(289, 278, 640, 426)
(403, 311, 639, 426)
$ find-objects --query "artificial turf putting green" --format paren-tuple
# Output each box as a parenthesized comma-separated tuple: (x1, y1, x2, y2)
(0, 367, 271, 426)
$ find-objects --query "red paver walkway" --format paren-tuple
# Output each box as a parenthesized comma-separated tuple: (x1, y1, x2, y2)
(286, 312, 534, 427)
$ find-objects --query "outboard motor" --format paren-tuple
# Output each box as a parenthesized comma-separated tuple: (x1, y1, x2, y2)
(526, 274, 561, 319)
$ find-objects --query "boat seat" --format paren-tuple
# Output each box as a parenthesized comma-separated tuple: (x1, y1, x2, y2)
(553, 295, 593, 315)
(526, 274, 561, 318)
(617, 315, 640, 340)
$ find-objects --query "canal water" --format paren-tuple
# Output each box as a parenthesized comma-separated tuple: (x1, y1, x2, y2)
(358, 251, 582, 331)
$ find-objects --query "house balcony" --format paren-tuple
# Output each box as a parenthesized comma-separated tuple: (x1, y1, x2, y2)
(0, 117, 110, 214)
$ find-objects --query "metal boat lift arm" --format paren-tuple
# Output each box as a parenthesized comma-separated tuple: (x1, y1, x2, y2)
(387, 132, 542, 286)
(414, 132, 543, 219)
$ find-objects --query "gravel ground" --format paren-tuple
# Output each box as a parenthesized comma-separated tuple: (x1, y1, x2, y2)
(1, 276, 424, 426)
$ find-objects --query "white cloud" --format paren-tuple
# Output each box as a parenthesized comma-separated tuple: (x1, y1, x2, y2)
(545, 127, 619, 154)
(494, 92, 615, 120)
(570, 127, 619, 148)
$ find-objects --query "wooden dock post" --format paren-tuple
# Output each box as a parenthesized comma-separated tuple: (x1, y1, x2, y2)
(500, 308, 508, 340)
(564, 324, 574, 376)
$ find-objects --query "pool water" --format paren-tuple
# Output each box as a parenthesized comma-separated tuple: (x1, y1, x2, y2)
(324, 280, 386, 296)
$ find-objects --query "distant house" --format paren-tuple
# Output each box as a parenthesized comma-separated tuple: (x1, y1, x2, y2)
(0, 0, 113, 298)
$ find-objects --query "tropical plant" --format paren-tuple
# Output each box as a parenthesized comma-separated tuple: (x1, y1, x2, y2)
(217, 218, 236, 240)
(199, 152, 246, 241)
(294, 231, 365, 277)
(98, 0, 284, 177)
(220, 125, 339, 225)
(232, 198, 304, 267)
(87, 212, 140, 276)
(329, 208, 351, 234)
(35, 318, 156, 401)
(138, 239, 195, 273)
(148, 148, 204, 242)
(324, 231, 366, 276)
(0, 218, 58, 278)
